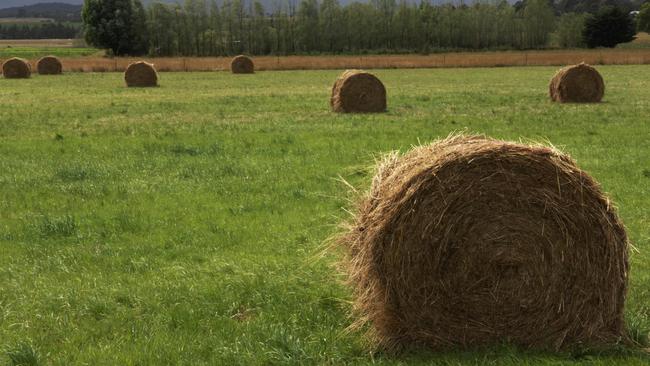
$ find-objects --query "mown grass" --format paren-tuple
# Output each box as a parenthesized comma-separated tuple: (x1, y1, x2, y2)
(0, 67, 649, 365)
(0, 46, 98, 59)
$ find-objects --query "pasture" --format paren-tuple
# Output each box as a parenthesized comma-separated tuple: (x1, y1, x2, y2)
(0, 39, 98, 59)
(1, 36, 650, 71)
(0, 67, 649, 365)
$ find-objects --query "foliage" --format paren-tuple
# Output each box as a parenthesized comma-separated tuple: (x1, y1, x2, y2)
(638, 3, 650, 33)
(96, 0, 560, 57)
(0, 67, 649, 364)
(553, 12, 587, 48)
(583, 6, 637, 48)
(81, 0, 148, 56)
(0, 22, 79, 40)
(553, 0, 637, 14)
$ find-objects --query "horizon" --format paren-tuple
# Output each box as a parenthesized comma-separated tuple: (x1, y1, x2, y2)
(0, 0, 492, 11)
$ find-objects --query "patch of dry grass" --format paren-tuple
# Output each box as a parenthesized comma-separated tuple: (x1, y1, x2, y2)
(26, 49, 650, 73)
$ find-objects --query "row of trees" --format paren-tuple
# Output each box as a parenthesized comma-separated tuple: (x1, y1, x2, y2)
(638, 2, 650, 32)
(82, 0, 641, 57)
(0, 22, 79, 40)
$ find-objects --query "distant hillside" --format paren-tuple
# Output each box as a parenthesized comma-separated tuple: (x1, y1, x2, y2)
(0, 1, 174, 10)
(551, 0, 643, 13)
(0, 3, 82, 22)
(0, 1, 83, 9)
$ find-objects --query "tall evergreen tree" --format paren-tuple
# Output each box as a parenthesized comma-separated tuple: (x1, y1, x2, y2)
(583, 6, 636, 48)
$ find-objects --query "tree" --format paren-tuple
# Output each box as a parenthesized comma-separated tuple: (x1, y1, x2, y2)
(320, 0, 343, 52)
(297, 0, 319, 52)
(518, 0, 555, 49)
(583, 6, 636, 48)
(638, 3, 650, 33)
(131, 0, 149, 55)
(554, 12, 586, 48)
(148, 2, 177, 56)
(82, 0, 149, 55)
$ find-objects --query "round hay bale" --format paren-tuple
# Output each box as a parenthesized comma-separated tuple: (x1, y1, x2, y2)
(230, 55, 254, 74)
(37, 55, 63, 75)
(330, 70, 386, 113)
(339, 135, 629, 351)
(124, 61, 158, 87)
(2, 57, 31, 79)
(549, 63, 604, 103)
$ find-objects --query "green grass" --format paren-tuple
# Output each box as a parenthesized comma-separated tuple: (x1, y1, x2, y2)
(618, 32, 650, 49)
(0, 46, 98, 59)
(0, 67, 649, 365)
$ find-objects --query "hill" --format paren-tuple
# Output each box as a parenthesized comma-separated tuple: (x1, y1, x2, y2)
(0, 1, 83, 9)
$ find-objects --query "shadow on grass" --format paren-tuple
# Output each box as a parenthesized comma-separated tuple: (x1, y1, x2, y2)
(4, 342, 40, 366)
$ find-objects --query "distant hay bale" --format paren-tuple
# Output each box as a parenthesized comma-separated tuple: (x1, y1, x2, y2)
(37, 55, 63, 75)
(124, 61, 158, 87)
(230, 55, 254, 74)
(2, 57, 31, 79)
(549, 63, 604, 103)
(331, 70, 386, 113)
(338, 135, 629, 352)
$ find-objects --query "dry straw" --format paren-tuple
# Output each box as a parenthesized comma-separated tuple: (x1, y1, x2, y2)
(331, 70, 386, 113)
(230, 55, 254, 74)
(37, 55, 63, 75)
(549, 63, 604, 103)
(2, 57, 31, 78)
(124, 61, 158, 87)
(338, 135, 629, 352)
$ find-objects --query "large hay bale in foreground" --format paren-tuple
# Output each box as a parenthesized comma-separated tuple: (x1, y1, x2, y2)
(2, 57, 31, 78)
(37, 55, 63, 75)
(124, 61, 158, 87)
(549, 63, 604, 103)
(230, 55, 254, 74)
(339, 135, 629, 352)
(331, 70, 386, 113)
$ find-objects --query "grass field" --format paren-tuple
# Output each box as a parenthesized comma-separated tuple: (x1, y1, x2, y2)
(0, 67, 649, 365)
(0, 47, 98, 59)
(0, 33, 649, 70)
(0, 18, 55, 24)
(0, 39, 97, 59)
(619, 32, 650, 49)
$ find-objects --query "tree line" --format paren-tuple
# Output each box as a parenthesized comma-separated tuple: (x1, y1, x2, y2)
(0, 22, 80, 40)
(82, 0, 642, 57)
